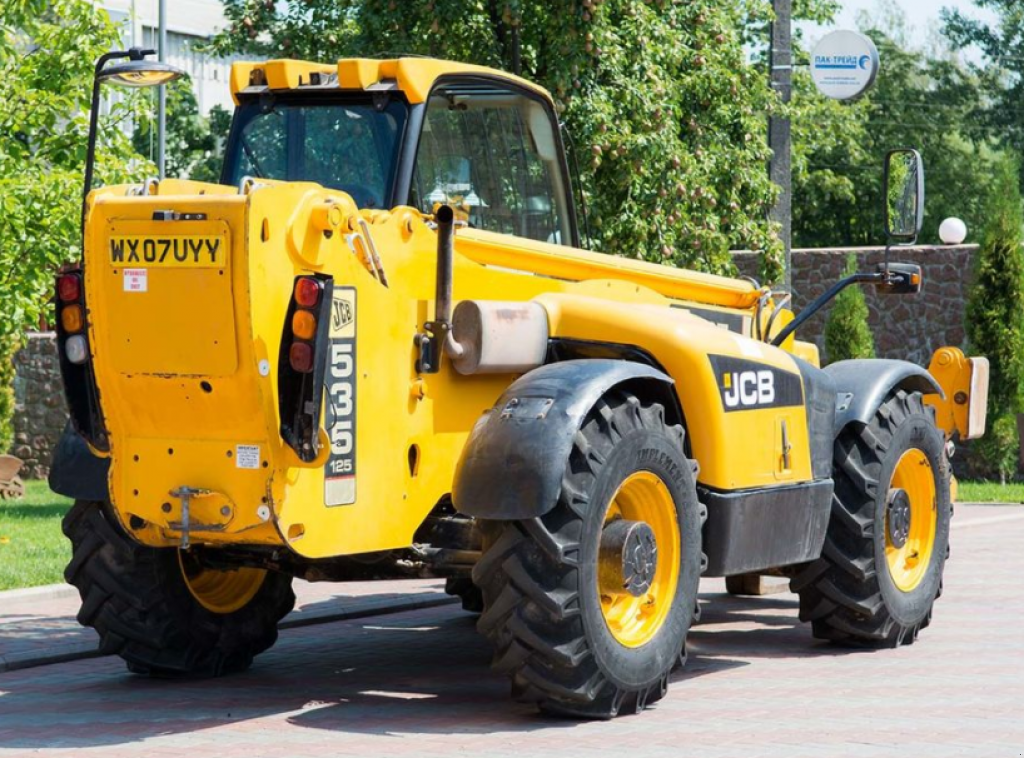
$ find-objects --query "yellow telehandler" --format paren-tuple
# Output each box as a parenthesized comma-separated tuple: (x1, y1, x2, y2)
(49, 49, 988, 718)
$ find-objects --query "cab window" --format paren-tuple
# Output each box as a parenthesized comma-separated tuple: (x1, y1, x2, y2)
(224, 98, 407, 210)
(411, 82, 571, 245)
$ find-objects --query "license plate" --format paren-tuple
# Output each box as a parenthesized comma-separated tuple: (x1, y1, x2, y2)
(108, 235, 227, 268)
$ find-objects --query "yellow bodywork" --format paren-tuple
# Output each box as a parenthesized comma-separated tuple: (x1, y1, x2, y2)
(79, 58, 836, 559)
(84, 178, 815, 558)
(925, 347, 990, 441)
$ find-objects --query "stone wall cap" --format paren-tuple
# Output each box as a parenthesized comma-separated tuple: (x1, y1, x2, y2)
(732, 244, 979, 256)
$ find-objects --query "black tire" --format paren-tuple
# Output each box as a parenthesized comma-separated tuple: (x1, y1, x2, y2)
(472, 390, 704, 718)
(445, 577, 484, 613)
(63, 500, 295, 676)
(792, 389, 951, 646)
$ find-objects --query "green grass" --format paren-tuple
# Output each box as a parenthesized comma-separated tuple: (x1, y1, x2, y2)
(0, 477, 1018, 593)
(958, 480, 1024, 504)
(0, 480, 72, 591)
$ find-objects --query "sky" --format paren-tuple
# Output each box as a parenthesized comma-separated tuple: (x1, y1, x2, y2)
(800, 0, 999, 51)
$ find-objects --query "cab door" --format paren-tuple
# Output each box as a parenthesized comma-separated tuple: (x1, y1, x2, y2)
(403, 76, 580, 248)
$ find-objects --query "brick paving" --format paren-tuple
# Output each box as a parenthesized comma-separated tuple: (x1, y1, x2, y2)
(0, 579, 453, 672)
(0, 505, 1021, 758)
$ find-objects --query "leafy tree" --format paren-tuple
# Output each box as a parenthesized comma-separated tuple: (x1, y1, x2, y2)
(790, 67, 871, 249)
(210, 0, 785, 281)
(133, 80, 220, 181)
(190, 105, 233, 184)
(823, 254, 875, 364)
(792, 3, 1001, 249)
(965, 155, 1024, 482)
(942, 0, 1024, 183)
(0, 338, 14, 451)
(0, 0, 150, 449)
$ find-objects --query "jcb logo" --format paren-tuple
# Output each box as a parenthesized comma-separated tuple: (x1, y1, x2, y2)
(332, 299, 353, 332)
(722, 370, 776, 408)
(709, 354, 804, 413)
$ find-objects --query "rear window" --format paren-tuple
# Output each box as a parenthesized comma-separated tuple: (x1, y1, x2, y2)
(224, 98, 408, 210)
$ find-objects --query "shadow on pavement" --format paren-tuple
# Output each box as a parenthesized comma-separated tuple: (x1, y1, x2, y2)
(0, 590, 856, 748)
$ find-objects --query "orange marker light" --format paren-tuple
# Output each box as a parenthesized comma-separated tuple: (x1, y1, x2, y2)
(294, 277, 320, 308)
(292, 310, 316, 340)
(61, 305, 84, 333)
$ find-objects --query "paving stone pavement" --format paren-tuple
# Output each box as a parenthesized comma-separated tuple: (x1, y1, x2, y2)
(0, 505, 1021, 758)
(0, 578, 454, 672)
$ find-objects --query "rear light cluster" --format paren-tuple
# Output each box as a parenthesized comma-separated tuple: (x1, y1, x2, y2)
(288, 277, 325, 373)
(54, 268, 108, 451)
(56, 272, 89, 365)
(278, 274, 333, 463)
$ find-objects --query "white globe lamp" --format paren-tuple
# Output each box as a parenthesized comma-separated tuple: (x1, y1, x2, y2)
(939, 217, 967, 245)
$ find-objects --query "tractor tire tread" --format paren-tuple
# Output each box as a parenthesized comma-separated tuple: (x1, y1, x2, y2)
(62, 500, 294, 677)
(474, 390, 699, 718)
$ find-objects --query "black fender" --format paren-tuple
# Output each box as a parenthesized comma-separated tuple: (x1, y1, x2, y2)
(48, 422, 110, 501)
(453, 359, 678, 520)
(824, 359, 943, 434)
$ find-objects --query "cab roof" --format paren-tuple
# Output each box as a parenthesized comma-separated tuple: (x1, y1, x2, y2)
(229, 57, 552, 106)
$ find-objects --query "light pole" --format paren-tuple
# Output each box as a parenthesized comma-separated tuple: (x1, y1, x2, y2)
(157, 0, 167, 179)
(769, 0, 793, 291)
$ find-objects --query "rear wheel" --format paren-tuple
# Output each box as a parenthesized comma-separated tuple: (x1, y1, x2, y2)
(63, 500, 295, 676)
(473, 390, 703, 718)
(793, 390, 950, 646)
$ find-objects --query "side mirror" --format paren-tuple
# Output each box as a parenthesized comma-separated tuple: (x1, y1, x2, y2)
(883, 148, 925, 244)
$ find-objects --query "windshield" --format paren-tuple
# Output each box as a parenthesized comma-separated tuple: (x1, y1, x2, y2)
(222, 97, 408, 210)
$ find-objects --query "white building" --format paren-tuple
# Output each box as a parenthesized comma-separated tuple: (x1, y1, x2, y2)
(100, 0, 238, 116)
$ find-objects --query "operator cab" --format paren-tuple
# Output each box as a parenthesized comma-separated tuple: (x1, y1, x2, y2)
(222, 61, 579, 247)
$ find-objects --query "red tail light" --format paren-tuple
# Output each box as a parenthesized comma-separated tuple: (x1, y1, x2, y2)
(294, 277, 321, 308)
(280, 274, 333, 462)
(58, 274, 81, 303)
(289, 342, 314, 373)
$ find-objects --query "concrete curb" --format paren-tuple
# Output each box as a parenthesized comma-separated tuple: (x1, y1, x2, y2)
(0, 592, 458, 674)
(0, 583, 78, 604)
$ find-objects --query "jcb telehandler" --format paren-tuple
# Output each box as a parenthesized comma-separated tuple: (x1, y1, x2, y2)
(50, 50, 989, 718)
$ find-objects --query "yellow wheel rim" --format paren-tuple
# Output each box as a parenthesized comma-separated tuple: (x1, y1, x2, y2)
(598, 471, 681, 648)
(179, 552, 267, 614)
(884, 449, 937, 592)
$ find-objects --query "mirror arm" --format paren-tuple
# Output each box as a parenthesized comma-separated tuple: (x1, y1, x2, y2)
(770, 272, 883, 347)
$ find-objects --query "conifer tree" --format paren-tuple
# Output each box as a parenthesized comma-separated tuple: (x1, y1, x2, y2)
(966, 155, 1024, 482)
(824, 254, 876, 364)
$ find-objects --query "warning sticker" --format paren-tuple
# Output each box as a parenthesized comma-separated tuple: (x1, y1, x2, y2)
(324, 287, 356, 506)
(236, 444, 261, 470)
(123, 268, 148, 292)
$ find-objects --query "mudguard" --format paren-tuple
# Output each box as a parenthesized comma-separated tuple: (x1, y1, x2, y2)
(48, 422, 110, 502)
(453, 359, 677, 520)
(825, 359, 943, 434)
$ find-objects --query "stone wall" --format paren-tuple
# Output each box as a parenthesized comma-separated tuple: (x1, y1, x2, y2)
(11, 333, 66, 479)
(733, 245, 977, 366)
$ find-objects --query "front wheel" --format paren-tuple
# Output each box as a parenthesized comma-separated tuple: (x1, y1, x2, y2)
(63, 501, 295, 676)
(793, 389, 951, 646)
(473, 390, 704, 718)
